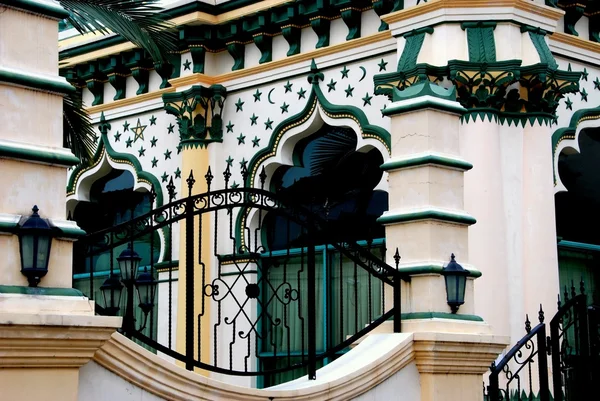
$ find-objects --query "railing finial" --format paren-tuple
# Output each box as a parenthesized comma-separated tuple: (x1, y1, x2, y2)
(167, 176, 176, 201)
(223, 165, 231, 188)
(186, 170, 195, 195)
(525, 314, 531, 333)
(259, 166, 267, 189)
(205, 166, 214, 191)
(538, 304, 544, 324)
(393, 247, 401, 268)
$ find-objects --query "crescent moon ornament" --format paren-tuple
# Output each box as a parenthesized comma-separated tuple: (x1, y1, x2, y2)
(268, 88, 276, 104)
(359, 66, 367, 82)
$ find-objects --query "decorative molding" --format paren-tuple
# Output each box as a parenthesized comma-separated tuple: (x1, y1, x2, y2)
(462, 22, 497, 63)
(0, 285, 84, 297)
(557, 0, 585, 36)
(381, 0, 565, 28)
(0, 139, 80, 167)
(0, 65, 75, 95)
(66, 113, 164, 207)
(403, 312, 484, 321)
(0, 313, 121, 368)
(397, 27, 433, 71)
(552, 106, 600, 190)
(162, 84, 228, 150)
(377, 207, 477, 226)
(93, 332, 415, 401)
(381, 152, 473, 172)
(0, 0, 70, 20)
(412, 331, 509, 375)
(84, 30, 393, 115)
(383, 94, 466, 116)
(396, 262, 482, 278)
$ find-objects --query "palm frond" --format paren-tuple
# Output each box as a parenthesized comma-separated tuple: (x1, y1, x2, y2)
(63, 91, 97, 166)
(59, 0, 177, 62)
(309, 128, 357, 176)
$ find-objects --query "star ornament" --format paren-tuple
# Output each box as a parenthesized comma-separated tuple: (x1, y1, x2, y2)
(132, 118, 147, 142)
(594, 77, 600, 91)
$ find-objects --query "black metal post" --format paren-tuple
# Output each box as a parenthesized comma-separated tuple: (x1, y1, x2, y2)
(185, 171, 195, 371)
(124, 208, 136, 336)
(537, 324, 550, 401)
(551, 320, 562, 401)
(307, 240, 317, 380)
(488, 366, 499, 401)
(393, 275, 401, 333)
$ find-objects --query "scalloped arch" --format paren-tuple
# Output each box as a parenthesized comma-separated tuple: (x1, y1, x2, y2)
(245, 84, 391, 188)
(552, 106, 600, 193)
(66, 134, 164, 208)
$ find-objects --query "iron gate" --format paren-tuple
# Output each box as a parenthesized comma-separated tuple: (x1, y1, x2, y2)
(73, 165, 408, 381)
(485, 282, 599, 400)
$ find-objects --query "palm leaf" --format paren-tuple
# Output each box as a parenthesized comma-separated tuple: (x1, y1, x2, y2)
(59, 0, 177, 62)
(63, 91, 97, 166)
(309, 128, 357, 176)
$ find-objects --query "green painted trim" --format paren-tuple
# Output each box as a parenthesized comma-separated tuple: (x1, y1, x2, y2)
(377, 210, 476, 226)
(558, 240, 600, 253)
(464, 25, 496, 63)
(55, 224, 86, 239)
(527, 31, 558, 70)
(381, 154, 473, 172)
(0, 142, 79, 167)
(66, 124, 164, 207)
(397, 31, 430, 71)
(398, 264, 481, 278)
(0, 221, 18, 233)
(383, 97, 466, 116)
(0, 0, 70, 20)
(0, 66, 75, 95)
(401, 312, 484, 322)
(0, 285, 85, 297)
(552, 106, 600, 184)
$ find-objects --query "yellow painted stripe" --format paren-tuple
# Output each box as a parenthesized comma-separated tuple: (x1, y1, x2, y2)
(550, 31, 600, 54)
(382, 0, 564, 25)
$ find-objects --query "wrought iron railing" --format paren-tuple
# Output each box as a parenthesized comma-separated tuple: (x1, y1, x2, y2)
(73, 165, 407, 382)
(486, 307, 550, 401)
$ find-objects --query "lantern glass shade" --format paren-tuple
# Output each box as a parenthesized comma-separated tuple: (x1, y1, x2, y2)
(18, 206, 53, 287)
(442, 254, 469, 313)
(117, 245, 141, 282)
(135, 267, 157, 314)
(100, 274, 123, 316)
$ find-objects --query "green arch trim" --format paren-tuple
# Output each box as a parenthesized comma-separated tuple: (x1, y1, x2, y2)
(552, 106, 600, 185)
(66, 132, 164, 207)
(245, 84, 391, 187)
(237, 82, 392, 246)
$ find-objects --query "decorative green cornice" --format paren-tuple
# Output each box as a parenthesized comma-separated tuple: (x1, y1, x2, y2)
(383, 81, 466, 116)
(0, 140, 79, 167)
(66, 114, 164, 207)
(0, 0, 70, 20)
(374, 63, 447, 99)
(0, 214, 85, 239)
(381, 153, 473, 172)
(552, 106, 600, 185)
(162, 84, 227, 151)
(0, 285, 85, 297)
(0, 65, 75, 95)
(383, 96, 466, 116)
(377, 209, 476, 226)
(401, 312, 484, 322)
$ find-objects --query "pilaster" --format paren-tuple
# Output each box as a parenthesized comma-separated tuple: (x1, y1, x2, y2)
(380, 82, 480, 320)
(0, 1, 83, 288)
(162, 84, 227, 373)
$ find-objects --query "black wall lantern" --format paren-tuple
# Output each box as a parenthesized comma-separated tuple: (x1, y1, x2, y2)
(442, 253, 469, 313)
(100, 273, 124, 316)
(117, 245, 141, 282)
(18, 205, 54, 287)
(135, 267, 157, 316)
